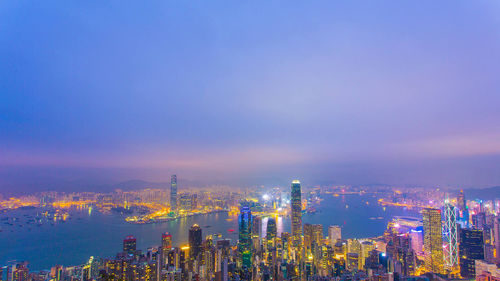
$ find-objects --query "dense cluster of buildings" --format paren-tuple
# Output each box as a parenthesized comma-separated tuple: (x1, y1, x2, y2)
(1, 181, 500, 281)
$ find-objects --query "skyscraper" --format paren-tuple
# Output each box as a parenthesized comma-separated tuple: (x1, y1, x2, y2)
(457, 190, 469, 226)
(252, 216, 262, 239)
(170, 175, 177, 212)
(179, 194, 192, 211)
(304, 224, 322, 256)
(160, 232, 172, 269)
(423, 208, 444, 274)
(291, 180, 302, 249)
(443, 198, 458, 272)
(123, 235, 137, 255)
(238, 203, 253, 268)
(459, 229, 484, 278)
(189, 224, 202, 262)
(328, 225, 342, 247)
(493, 217, 500, 263)
(266, 217, 277, 249)
(162, 232, 172, 250)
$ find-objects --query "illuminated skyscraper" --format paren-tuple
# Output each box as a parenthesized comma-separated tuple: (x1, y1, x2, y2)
(160, 232, 172, 270)
(162, 232, 172, 250)
(304, 224, 322, 256)
(170, 175, 177, 212)
(443, 198, 458, 272)
(238, 203, 253, 268)
(13, 265, 28, 281)
(291, 180, 302, 249)
(123, 235, 137, 255)
(189, 224, 202, 261)
(266, 217, 277, 249)
(457, 190, 469, 225)
(252, 216, 262, 239)
(266, 218, 277, 240)
(423, 208, 444, 274)
(459, 229, 484, 278)
(179, 194, 192, 211)
(493, 217, 500, 263)
(328, 225, 342, 247)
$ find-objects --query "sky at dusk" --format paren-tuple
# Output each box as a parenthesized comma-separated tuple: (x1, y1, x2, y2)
(1, 1, 500, 191)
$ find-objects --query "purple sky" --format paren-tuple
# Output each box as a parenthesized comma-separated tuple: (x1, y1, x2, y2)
(1, 1, 500, 191)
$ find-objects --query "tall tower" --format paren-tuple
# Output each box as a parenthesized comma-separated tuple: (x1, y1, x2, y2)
(291, 180, 302, 249)
(170, 175, 177, 212)
(423, 208, 444, 274)
(457, 190, 469, 225)
(162, 232, 172, 250)
(160, 232, 172, 269)
(189, 224, 202, 261)
(123, 235, 137, 255)
(328, 225, 342, 247)
(459, 229, 484, 278)
(443, 197, 458, 272)
(238, 203, 253, 268)
(266, 217, 277, 250)
(252, 216, 262, 239)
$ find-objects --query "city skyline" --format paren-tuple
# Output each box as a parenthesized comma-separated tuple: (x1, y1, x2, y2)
(2, 1, 500, 192)
(2, 1, 500, 281)
(2, 181, 498, 280)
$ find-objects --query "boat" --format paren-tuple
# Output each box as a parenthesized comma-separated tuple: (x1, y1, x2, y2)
(227, 229, 235, 232)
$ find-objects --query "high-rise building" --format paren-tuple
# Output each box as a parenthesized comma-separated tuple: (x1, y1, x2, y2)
(443, 199, 458, 272)
(328, 225, 342, 247)
(304, 224, 323, 256)
(386, 233, 416, 276)
(238, 203, 253, 268)
(13, 265, 28, 281)
(266, 217, 277, 249)
(459, 229, 484, 278)
(291, 180, 302, 249)
(252, 216, 262, 239)
(51, 265, 63, 281)
(472, 212, 486, 230)
(123, 235, 137, 255)
(189, 224, 202, 262)
(179, 194, 192, 211)
(162, 232, 172, 250)
(493, 217, 500, 263)
(410, 227, 424, 254)
(170, 175, 177, 212)
(457, 190, 469, 226)
(423, 208, 444, 274)
(191, 194, 198, 210)
(360, 241, 375, 270)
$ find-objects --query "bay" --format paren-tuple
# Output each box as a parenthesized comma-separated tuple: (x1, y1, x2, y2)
(0, 194, 419, 270)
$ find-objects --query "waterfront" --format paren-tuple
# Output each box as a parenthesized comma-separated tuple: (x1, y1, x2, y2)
(0, 194, 419, 271)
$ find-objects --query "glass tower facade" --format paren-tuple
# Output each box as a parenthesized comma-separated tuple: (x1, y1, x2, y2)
(123, 235, 137, 255)
(443, 200, 458, 271)
(189, 224, 202, 261)
(423, 208, 444, 274)
(459, 229, 484, 278)
(291, 180, 302, 249)
(170, 175, 177, 212)
(238, 204, 253, 268)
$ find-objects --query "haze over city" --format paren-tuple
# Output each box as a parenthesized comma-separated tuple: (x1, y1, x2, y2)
(2, 1, 500, 192)
(2, 2, 500, 281)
